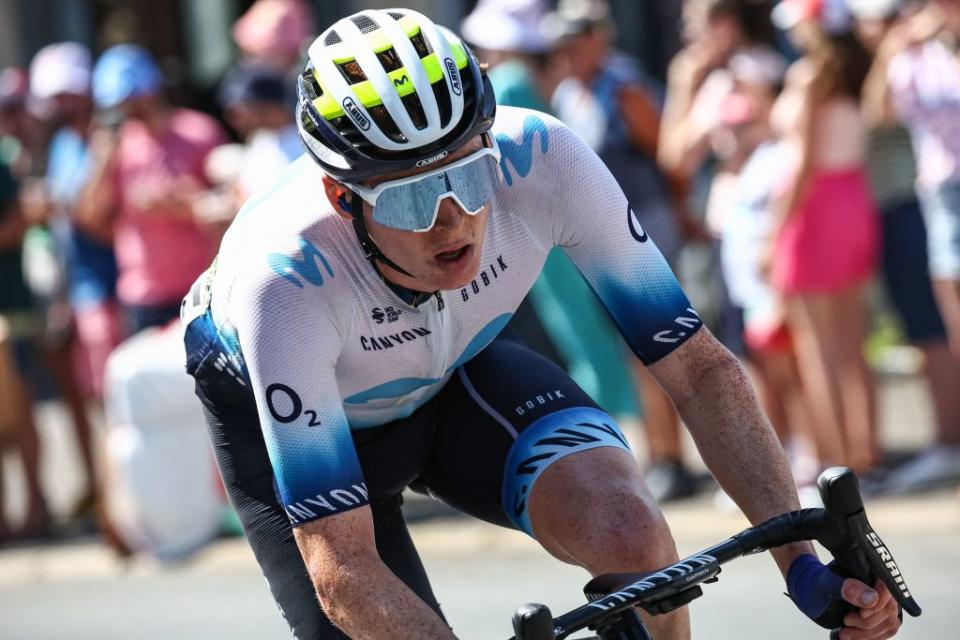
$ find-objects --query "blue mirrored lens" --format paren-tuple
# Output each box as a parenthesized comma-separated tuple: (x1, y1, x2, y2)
(371, 155, 501, 231)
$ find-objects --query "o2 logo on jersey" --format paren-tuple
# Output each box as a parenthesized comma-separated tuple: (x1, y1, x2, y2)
(266, 383, 321, 426)
(627, 204, 648, 243)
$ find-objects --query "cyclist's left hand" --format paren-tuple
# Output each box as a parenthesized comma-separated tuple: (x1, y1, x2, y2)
(837, 579, 901, 640)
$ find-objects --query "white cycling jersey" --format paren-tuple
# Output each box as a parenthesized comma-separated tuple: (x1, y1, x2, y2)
(183, 106, 701, 523)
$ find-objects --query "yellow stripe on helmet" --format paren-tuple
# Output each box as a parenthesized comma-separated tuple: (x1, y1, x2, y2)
(351, 80, 383, 109)
(397, 15, 420, 37)
(419, 53, 444, 84)
(450, 42, 468, 69)
(311, 69, 345, 120)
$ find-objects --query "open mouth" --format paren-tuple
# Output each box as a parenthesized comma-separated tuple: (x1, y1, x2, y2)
(434, 244, 472, 264)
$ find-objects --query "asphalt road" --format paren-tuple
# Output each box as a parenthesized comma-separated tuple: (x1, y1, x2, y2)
(0, 490, 956, 639)
(1, 372, 957, 639)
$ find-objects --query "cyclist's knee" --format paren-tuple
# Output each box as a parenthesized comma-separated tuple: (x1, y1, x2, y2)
(527, 447, 678, 572)
(584, 491, 678, 572)
(566, 488, 676, 573)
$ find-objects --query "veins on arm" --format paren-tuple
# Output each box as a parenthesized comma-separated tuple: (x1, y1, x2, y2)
(648, 329, 815, 575)
(294, 508, 455, 639)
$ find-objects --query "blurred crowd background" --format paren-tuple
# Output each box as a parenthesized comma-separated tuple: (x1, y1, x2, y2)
(1, 0, 959, 561)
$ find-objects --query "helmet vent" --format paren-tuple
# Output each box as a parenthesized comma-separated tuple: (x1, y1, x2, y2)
(431, 80, 452, 128)
(401, 92, 428, 130)
(337, 60, 367, 84)
(368, 104, 406, 144)
(324, 30, 342, 46)
(376, 47, 403, 73)
(350, 14, 380, 34)
(409, 31, 431, 58)
(386, 10, 406, 20)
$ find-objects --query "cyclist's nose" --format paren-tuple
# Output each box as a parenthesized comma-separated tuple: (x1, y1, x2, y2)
(433, 196, 468, 232)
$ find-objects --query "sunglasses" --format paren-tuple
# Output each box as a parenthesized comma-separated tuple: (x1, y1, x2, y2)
(345, 134, 503, 232)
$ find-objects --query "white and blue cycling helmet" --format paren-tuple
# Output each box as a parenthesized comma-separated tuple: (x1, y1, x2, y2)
(296, 8, 497, 182)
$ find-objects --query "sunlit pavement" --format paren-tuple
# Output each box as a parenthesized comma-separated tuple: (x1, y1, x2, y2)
(0, 490, 956, 639)
(1, 372, 957, 639)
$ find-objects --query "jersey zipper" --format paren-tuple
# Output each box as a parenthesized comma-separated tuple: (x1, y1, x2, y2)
(430, 290, 449, 378)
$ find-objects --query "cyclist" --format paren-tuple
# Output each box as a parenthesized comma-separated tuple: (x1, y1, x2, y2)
(181, 9, 901, 639)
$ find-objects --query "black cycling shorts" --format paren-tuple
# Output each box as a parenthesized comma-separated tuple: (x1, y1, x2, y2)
(187, 319, 631, 639)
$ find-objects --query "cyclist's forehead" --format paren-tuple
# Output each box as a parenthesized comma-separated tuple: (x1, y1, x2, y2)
(363, 135, 485, 187)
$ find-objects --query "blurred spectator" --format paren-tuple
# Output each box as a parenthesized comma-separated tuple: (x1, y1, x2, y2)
(546, 0, 702, 500)
(660, 0, 780, 183)
(0, 68, 30, 172)
(0, 157, 50, 540)
(232, 0, 314, 72)
(659, 0, 779, 366)
(194, 64, 302, 231)
(881, 0, 960, 362)
(30, 42, 121, 404)
(0, 67, 45, 177)
(714, 49, 820, 490)
(4, 57, 102, 525)
(77, 45, 227, 335)
(218, 64, 301, 199)
(857, 0, 960, 491)
(23, 42, 117, 516)
(462, 0, 559, 111)
(768, 0, 878, 472)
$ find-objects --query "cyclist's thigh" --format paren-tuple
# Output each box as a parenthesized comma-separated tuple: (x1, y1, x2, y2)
(421, 335, 632, 536)
(186, 314, 441, 639)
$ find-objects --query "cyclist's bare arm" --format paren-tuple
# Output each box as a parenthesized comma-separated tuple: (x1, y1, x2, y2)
(293, 506, 455, 640)
(647, 328, 814, 575)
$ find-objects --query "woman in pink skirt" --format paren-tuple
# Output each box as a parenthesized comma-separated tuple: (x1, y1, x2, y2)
(768, 0, 880, 473)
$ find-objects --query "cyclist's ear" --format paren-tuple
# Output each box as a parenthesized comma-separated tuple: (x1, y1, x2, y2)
(322, 175, 353, 220)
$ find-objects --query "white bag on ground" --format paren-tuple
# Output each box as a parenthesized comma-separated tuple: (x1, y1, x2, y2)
(103, 324, 222, 561)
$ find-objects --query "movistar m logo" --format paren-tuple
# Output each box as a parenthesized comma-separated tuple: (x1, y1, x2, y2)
(268, 237, 334, 289)
(393, 75, 409, 87)
(496, 115, 549, 187)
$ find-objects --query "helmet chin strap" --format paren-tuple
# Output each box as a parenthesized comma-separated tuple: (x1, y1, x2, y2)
(348, 192, 414, 278)
(348, 193, 438, 308)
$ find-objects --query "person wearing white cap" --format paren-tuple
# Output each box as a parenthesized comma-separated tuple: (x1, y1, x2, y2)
(461, 0, 559, 113)
(29, 42, 91, 106)
(26, 41, 115, 521)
